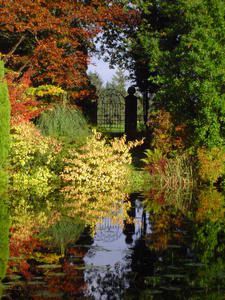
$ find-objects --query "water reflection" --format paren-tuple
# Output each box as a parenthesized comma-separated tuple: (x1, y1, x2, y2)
(2, 183, 225, 299)
(128, 186, 225, 299)
(83, 194, 149, 300)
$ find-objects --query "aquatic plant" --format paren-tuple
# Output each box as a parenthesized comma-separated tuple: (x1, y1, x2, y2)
(144, 186, 193, 215)
(143, 149, 193, 189)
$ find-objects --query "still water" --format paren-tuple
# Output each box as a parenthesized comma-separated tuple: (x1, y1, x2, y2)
(1, 188, 225, 299)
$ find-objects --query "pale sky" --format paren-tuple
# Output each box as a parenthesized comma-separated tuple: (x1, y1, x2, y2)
(88, 56, 117, 84)
(88, 56, 132, 87)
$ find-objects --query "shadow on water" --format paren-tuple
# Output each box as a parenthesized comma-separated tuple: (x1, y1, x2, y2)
(2, 183, 225, 299)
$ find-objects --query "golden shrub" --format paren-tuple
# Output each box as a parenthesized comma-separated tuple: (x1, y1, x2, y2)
(9, 122, 62, 194)
(197, 147, 225, 184)
(61, 132, 142, 228)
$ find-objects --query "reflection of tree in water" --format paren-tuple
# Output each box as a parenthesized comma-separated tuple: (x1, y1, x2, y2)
(85, 263, 131, 300)
(42, 248, 87, 299)
(83, 193, 148, 300)
(7, 182, 225, 299)
(124, 187, 225, 299)
(42, 216, 85, 255)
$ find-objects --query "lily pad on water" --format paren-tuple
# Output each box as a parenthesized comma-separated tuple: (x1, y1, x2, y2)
(163, 274, 187, 279)
(37, 264, 61, 269)
(144, 276, 161, 286)
(32, 290, 64, 298)
(148, 289, 163, 295)
(167, 244, 182, 249)
(168, 265, 184, 271)
(72, 264, 97, 271)
(138, 289, 163, 297)
(6, 274, 22, 280)
(9, 256, 24, 261)
(27, 281, 46, 286)
(46, 272, 65, 277)
(32, 276, 44, 280)
(184, 263, 205, 267)
(160, 286, 182, 291)
(68, 257, 82, 262)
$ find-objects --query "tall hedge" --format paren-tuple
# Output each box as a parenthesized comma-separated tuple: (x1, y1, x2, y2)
(0, 62, 10, 297)
(0, 60, 10, 169)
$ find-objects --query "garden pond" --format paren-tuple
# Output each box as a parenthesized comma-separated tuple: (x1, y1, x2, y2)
(1, 186, 225, 299)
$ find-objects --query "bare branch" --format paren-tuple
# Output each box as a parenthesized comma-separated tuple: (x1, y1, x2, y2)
(3, 35, 26, 64)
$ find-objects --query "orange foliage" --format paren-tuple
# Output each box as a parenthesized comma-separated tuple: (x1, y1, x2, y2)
(6, 70, 43, 125)
(196, 189, 225, 223)
(197, 147, 225, 184)
(0, 0, 139, 100)
(147, 109, 186, 154)
(8, 227, 41, 279)
(146, 210, 184, 251)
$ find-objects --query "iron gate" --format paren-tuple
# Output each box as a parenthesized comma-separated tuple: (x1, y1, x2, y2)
(97, 89, 145, 133)
(97, 89, 125, 132)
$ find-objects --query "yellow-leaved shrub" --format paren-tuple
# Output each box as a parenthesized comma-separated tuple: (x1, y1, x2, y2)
(196, 188, 225, 222)
(9, 122, 62, 195)
(61, 131, 142, 228)
(197, 147, 225, 184)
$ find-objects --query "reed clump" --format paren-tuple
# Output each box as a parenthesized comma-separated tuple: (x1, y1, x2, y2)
(142, 149, 193, 189)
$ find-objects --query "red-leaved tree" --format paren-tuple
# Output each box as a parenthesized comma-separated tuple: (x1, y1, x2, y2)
(6, 70, 43, 125)
(0, 1, 139, 100)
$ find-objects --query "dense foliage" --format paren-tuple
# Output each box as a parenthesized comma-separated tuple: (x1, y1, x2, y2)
(102, 0, 225, 147)
(6, 69, 42, 125)
(0, 61, 10, 169)
(9, 123, 62, 195)
(134, 0, 225, 148)
(61, 133, 142, 228)
(0, 0, 138, 100)
(197, 147, 225, 184)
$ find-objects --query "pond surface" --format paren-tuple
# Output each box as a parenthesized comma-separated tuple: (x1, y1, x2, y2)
(1, 187, 225, 299)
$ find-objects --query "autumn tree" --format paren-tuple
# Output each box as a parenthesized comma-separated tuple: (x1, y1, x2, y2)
(6, 69, 42, 125)
(0, 0, 138, 101)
